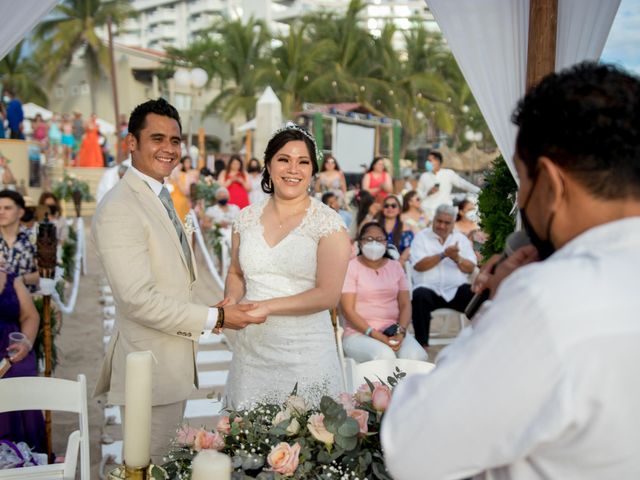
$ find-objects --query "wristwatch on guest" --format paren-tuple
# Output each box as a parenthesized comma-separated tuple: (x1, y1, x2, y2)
(396, 324, 406, 336)
(439, 252, 446, 261)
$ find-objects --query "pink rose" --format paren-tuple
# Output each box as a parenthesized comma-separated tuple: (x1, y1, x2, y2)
(267, 442, 301, 476)
(194, 429, 225, 451)
(176, 425, 199, 446)
(371, 384, 392, 412)
(216, 416, 231, 435)
(355, 381, 382, 404)
(307, 413, 334, 445)
(348, 408, 369, 435)
(337, 392, 356, 412)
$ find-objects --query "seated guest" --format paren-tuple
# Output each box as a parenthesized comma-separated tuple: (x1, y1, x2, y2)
(410, 204, 476, 346)
(341, 222, 427, 362)
(322, 191, 353, 228)
(0, 190, 39, 291)
(376, 195, 414, 263)
(0, 261, 45, 453)
(401, 190, 428, 233)
(455, 197, 486, 260)
(351, 190, 381, 239)
(204, 187, 240, 245)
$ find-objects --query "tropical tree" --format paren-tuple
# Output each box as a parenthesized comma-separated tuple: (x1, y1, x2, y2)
(35, 0, 134, 113)
(0, 41, 48, 105)
(200, 17, 271, 121)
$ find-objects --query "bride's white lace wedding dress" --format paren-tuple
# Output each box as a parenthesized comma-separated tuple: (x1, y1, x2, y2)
(224, 197, 346, 409)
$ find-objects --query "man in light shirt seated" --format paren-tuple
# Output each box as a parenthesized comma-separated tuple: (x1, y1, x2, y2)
(418, 150, 481, 220)
(409, 204, 476, 347)
(382, 63, 640, 480)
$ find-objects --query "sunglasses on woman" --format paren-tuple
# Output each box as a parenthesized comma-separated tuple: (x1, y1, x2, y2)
(383, 203, 399, 209)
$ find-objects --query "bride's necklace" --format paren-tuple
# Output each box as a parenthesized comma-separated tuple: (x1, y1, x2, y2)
(272, 199, 309, 229)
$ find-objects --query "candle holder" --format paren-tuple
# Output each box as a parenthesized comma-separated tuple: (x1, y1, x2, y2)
(107, 464, 167, 479)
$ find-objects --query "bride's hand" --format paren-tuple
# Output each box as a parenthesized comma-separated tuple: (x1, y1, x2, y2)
(223, 303, 267, 329)
(245, 301, 271, 318)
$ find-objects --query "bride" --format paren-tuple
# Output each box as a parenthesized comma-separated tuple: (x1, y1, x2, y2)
(223, 123, 351, 409)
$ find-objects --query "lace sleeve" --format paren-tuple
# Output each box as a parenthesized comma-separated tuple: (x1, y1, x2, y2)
(301, 200, 347, 242)
(232, 200, 264, 235)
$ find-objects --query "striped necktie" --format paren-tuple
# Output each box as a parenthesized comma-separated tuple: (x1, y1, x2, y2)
(158, 186, 193, 278)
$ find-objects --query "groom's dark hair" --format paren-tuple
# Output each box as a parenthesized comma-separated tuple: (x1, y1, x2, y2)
(128, 98, 182, 141)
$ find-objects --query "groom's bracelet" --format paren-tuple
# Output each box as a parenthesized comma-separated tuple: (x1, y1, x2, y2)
(213, 307, 225, 333)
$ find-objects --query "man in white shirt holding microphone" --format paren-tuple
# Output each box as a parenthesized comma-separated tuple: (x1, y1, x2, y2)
(382, 62, 640, 479)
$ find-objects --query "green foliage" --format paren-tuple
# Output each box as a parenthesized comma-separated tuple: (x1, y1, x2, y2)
(52, 173, 94, 202)
(0, 41, 48, 105)
(478, 156, 518, 259)
(60, 226, 77, 282)
(192, 175, 220, 205)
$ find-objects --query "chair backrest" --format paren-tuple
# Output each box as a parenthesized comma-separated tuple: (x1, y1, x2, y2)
(346, 358, 435, 392)
(0, 375, 90, 480)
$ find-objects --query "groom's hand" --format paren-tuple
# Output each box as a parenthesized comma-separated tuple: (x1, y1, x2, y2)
(222, 303, 266, 330)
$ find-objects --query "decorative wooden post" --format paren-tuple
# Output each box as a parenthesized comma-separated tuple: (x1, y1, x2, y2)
(526, 0, 558, 90)
(71, 189, 83, 218)
(37, 215, 57, 460)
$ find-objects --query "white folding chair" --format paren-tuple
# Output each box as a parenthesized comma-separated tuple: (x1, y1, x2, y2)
(345, 358, 435, 393)
(0, 374, 90, 480)
(429, 308, 467, 346)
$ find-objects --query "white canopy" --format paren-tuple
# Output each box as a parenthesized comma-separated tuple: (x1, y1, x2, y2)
(96, 118, 116, 135)
(427, 0, 621, 180)
(0, 0, 58, 60)
(23, 102, 53, 121)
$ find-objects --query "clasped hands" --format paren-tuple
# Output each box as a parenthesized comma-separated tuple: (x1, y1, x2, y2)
(443, 243, 460, 262)
(213, 297, 269, 330)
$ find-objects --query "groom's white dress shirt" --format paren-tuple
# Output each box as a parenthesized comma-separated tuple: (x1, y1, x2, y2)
(382, 217, 640, 480)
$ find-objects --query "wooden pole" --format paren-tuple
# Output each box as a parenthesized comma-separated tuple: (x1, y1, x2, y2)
(245, 130, 252, 164)
(198, 127, 205, 170)
(36, 215, 57, 461)
(526, 0, 558, 91)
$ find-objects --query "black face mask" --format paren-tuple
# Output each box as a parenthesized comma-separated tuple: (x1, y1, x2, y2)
(247, 166, 261, 173)
(520, 170, 556, 260)
(218, 199, 228, 206)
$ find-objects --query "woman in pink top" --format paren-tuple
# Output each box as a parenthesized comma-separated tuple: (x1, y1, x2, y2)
(340, 222, 428, 362)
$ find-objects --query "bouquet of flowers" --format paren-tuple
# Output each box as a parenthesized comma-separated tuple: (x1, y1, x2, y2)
(164, 371, 406, 479)
(52, 173, 94, 202)
(193, 175, 220, 205)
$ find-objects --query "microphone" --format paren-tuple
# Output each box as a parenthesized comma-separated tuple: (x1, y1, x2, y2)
(464, 230, 531, 319)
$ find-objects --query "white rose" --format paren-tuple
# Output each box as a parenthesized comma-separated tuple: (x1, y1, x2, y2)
(286, 418, 301, 436)
(285, 395, 308, 415)
(273, 409, 291, 426)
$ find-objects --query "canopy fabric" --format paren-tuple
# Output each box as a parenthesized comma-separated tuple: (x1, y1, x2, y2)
(427, 0, 621, 181)
(0, 0, 59, 61)
(23, 102, 53, 121)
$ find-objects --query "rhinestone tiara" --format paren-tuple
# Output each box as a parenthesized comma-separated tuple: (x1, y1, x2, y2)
(268, 121, 323, 162)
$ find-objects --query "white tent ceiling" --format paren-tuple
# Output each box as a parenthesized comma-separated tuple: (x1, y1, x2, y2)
(427, 0, 621, 181)
(0, 0, 59, 61)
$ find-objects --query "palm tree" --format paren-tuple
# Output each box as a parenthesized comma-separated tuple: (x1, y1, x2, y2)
(35, 0, 133, 113)
(200, 17, 271, 121)
(0, 41, 48, 105)
(265, 20, 334, 117)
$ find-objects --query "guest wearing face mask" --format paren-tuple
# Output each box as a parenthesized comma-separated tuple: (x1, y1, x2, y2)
(204, 187, 240, 246)
(247, 158, 267, 205)
(340, 222, 428, 362)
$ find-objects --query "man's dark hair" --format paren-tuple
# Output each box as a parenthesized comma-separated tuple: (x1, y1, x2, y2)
(128, 98, 182, 142)
(513, 62, 640, 199)
(428, 151, 443, 163)
(0, 189, 25, 209)
(321, 192, 336, 205)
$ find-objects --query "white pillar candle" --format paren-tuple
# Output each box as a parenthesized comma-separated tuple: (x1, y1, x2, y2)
(191, 450, 232, 480)
(123, 351, 153, 469)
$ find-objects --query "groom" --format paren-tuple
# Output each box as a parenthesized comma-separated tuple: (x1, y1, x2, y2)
(92, 98, 265, 462)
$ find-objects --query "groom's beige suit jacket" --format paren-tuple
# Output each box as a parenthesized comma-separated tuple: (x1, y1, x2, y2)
(92, 169, 208, 406)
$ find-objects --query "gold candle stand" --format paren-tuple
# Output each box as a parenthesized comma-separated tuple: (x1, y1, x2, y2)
(107, 464, 167, 479)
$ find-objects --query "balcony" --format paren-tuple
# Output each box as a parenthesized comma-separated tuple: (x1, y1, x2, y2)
(146, 7, 177, 26)
(188, 0, 226, 16)
(148, 24, 176, 41)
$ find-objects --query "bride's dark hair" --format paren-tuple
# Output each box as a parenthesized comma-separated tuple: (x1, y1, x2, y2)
(261, 127, 319, 194)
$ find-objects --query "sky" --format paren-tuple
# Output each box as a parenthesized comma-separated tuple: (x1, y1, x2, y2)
(601, 0, 640, 73)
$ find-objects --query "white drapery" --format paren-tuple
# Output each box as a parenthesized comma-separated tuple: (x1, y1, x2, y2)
(0, 0, 59, 61)
(427, 0, 621, 181)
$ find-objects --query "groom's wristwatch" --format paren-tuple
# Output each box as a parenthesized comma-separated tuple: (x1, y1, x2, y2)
(213, 307, 225, 333)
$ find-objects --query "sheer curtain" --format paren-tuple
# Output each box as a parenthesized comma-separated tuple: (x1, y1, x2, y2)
(427, 0, 620, 181)
(0, 0, 58, 61)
